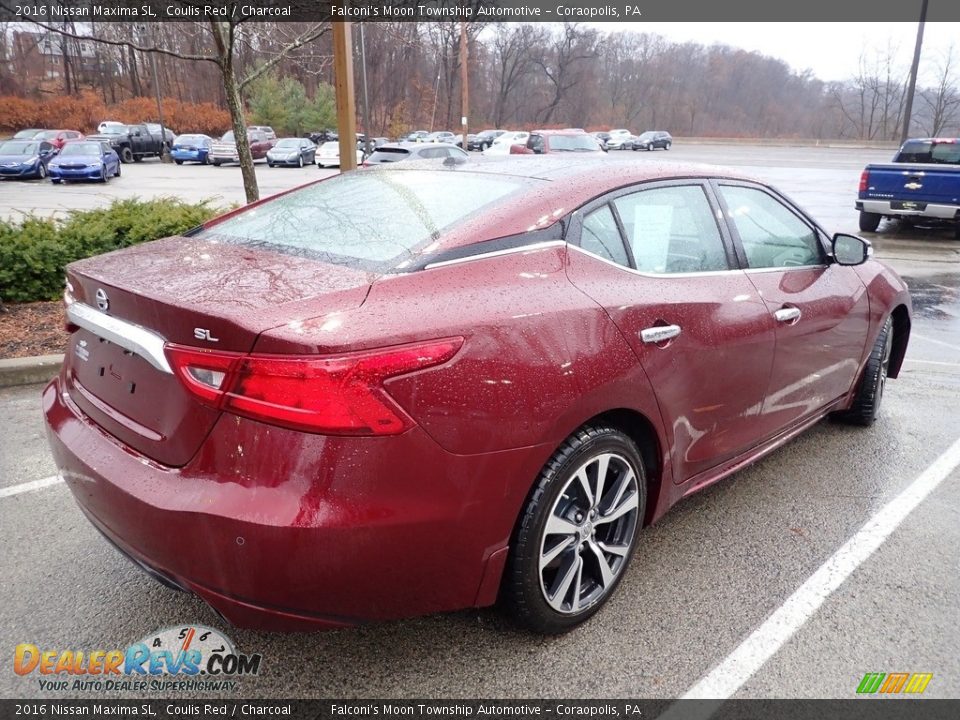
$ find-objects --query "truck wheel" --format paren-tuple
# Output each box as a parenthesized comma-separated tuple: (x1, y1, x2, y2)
(120, 147, 134, 164)
(132, 154, 142, 163)
(859, 210, 882, 233)
(212, 160, 221, 167)
(174, 159, 183, 165)
(51, 178, 61, 184)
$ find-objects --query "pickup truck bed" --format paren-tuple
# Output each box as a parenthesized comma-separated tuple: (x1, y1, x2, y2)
(856, 138, 960, 237)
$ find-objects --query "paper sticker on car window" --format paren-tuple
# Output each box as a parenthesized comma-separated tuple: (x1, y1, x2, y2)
(632, 205, 673, 273)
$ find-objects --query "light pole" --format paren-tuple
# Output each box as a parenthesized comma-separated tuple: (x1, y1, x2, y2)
(900, 0, 929, 145)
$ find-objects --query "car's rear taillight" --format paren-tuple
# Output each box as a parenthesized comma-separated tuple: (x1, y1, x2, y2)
(165, 338, 463, 435)
(859, 170, 869, 193)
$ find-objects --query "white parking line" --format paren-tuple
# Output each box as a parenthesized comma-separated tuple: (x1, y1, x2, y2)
(912, 334, 960, 353)
(0, 474, 63, 499)
(675, 435, 960, 703)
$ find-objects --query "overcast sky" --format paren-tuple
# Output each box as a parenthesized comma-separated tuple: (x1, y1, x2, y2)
(590, 23, 959, 83)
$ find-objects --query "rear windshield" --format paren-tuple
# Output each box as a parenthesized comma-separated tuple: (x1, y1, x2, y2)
(274, 139, 301, 148)
(895, 140, 960, 164)
(369, 148, 410, 162)
(197, 169, 525, 271)
(175, 135, 206, 144)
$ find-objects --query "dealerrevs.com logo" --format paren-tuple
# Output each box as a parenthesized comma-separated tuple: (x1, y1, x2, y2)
(14, 625, 262, 692)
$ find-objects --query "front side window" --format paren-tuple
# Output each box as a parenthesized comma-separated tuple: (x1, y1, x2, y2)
(718, 185, 822, 269)
(613, 185, 728, 274)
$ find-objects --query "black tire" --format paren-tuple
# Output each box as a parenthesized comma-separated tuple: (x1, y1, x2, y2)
(202, 155, 209, 165)
(115, 163, 121, 177)
(174, 159, 183, 165)
(503, 425, 646, 634)
(664, 142, 671, 150)
(100, 166, 108, 183)
(298, 155, 304, 168)
(859, 210, 882, 233)
(51, 178, 61, 184)
(37, 164, 46, 179)
(132, 154, 142, 163)
(212, 160, 221, 167)
(833, 316, 894, 427)
(120, 147, 134, 164)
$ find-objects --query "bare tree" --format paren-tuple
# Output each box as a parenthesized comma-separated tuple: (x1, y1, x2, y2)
(533, 23, 598, 125)
(919, 45, 960, 136)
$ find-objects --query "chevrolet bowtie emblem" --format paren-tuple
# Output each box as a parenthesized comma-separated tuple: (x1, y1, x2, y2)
(904, 182, 923, 190)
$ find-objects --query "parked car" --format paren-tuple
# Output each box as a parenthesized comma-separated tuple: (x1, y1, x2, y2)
(33, 129, 84, 150)
(632, 131, 673, 151)
(47, 140, 121, 183)
(144, 123, 176, 148)
(510, 130, 605, 155)
(13, 128, 44, 140)
(357, 136, 390, 152)
(402, 130, 430, 143)
(453, 133, 477, 149)
(249, 125, 276, 140)
(589, 131, 612, 151)
(44, 157, 911, 634)
(363, 142, 468, 165)
(316, 140, 364, 168)
(0, 139, 58, 179)
(482, 131, 530, 156)
(209, 130, 275, 166)
(470, 129, 505, 151)
(267, 138, 317, 167)
(605, 129, 634, 150)
(87, 124, 163, 163)
(308, 129, 338, 144)
(425, 131, 457, 145)
(171, 134, 213, 165)
(856, 137, 960, 236)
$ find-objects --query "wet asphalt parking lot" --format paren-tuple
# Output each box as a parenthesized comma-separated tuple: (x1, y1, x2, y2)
(1, 144, 958, 701)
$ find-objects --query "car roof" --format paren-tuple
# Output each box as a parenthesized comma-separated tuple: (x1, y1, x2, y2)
(531, 129, 591, 135)
(363, 156, 758, 252)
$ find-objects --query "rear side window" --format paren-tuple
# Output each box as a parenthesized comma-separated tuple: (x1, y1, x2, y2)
(613, 185, 728, 274)
(895, 140, 960, 164)
(369, 148, 410, 162)
(198, 170, 526, 271)
(580, 206, 629, 267)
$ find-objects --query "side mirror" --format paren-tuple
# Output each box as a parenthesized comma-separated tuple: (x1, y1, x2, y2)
(832, 233, 871, 266)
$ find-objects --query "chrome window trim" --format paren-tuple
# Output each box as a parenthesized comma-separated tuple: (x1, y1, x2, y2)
(567, 244, 744, 279)
(742, 264, 829, 274)
(423, 240, 567, 270)
(66, 301, 172, 374)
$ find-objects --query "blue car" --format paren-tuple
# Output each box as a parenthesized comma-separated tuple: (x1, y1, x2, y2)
(171, 134, 213, 165)
(48, 141, 121, 183)
(0, 139, 58, 179)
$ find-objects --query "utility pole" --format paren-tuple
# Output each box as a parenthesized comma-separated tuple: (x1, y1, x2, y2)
(900, 0, 929, 145)
(459, 21, 469, 149)
(333, 22, 358, 171)
(359, 24, 372, 159)
(144, 24, 170, 162)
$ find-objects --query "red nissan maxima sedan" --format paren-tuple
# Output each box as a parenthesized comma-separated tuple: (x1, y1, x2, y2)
(44, 158, 911, 634)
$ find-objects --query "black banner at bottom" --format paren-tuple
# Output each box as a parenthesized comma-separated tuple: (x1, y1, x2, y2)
(3, 700, 960, 720)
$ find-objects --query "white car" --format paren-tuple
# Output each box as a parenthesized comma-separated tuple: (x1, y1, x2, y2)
(249, 125, 276, 141)
(316, 141, 364, 168)
(482, 131, 530, 156)
(605, 129, 635, 150)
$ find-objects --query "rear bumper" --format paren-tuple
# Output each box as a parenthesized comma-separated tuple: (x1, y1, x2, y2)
(171, 150, 206, 162)
(857, 199, 960, 220)
(43, 375, 544, 630)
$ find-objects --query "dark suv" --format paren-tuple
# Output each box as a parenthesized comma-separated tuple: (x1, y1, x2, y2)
(632, 131, 672, 151)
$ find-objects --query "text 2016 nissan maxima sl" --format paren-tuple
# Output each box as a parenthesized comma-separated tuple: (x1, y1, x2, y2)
(44, 158, 911, 634)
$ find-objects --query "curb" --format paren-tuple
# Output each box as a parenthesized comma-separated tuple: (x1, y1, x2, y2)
(0, 354, 63, 388)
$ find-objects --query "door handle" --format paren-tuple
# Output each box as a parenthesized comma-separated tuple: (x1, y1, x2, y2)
(774, 307, 802, 323)
(640, 325, 682, 344)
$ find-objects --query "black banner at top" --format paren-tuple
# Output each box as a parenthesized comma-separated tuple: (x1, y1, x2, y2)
(1, 0, 960, 22)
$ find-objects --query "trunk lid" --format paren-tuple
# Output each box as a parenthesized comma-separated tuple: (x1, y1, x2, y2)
(63, 235, 374, 467)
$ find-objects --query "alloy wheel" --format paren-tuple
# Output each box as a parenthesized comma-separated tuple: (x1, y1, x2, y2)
(538, 452, 640, 614)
